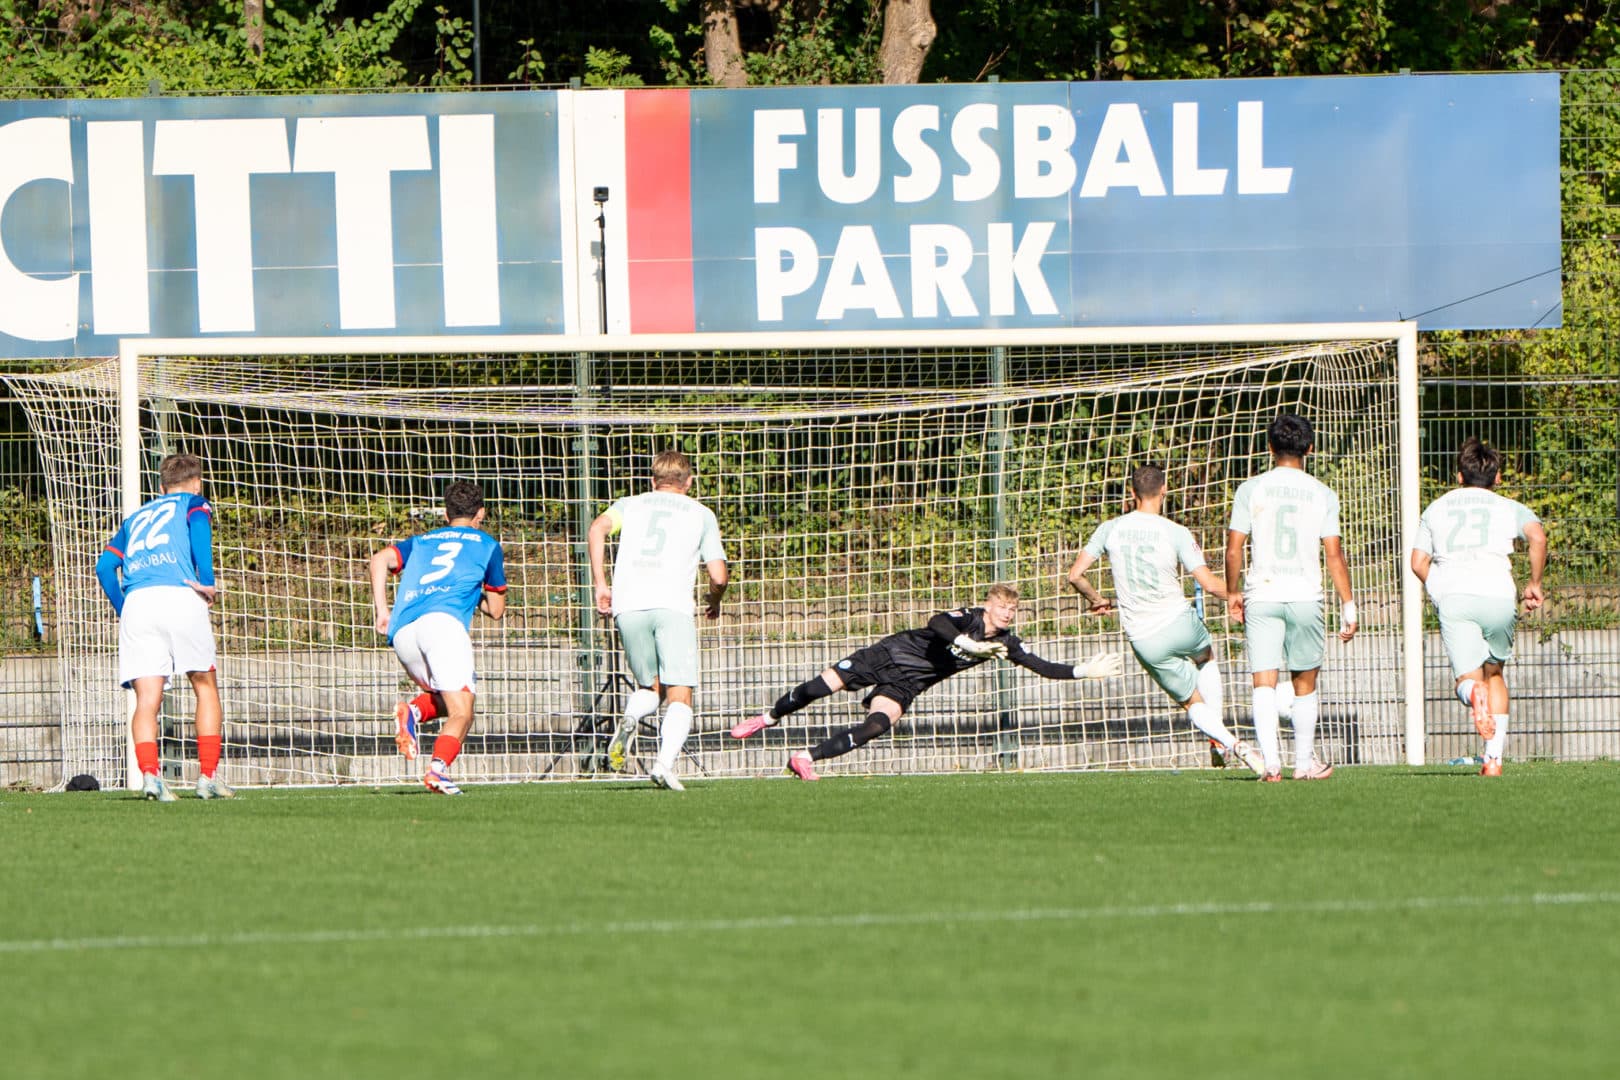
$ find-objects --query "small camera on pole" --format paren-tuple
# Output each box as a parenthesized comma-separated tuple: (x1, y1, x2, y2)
(593, 187, 610, 334)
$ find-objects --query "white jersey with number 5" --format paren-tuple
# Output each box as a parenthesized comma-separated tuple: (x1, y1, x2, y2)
(1413, 487, 1538, 603)
(1082, 512, 1206, 640)
(606, 490, 726, 615)
(1228, 467, 1341, 603)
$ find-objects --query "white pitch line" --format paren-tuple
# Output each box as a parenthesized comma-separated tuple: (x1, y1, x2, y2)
(4, 892, 1618, 956)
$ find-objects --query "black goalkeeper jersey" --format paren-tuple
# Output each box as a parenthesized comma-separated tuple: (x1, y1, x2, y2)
(872, 606, 1078, 691)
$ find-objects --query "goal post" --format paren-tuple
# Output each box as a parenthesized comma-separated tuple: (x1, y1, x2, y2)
(13, 323, 1421, 789)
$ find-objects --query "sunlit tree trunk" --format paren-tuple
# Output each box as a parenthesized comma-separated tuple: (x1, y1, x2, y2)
(245, 0, 265, 57)
(880, 0, 935, 84)
(703, 0, 748, 86)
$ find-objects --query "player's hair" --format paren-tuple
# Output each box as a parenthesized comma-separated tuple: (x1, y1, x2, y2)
(158, 453, 202, 491)
(1457, 436, 1502, 488)
(444, 480, 484, 521)
(652, 449, 692, 487)
(1267, 413, 1314, 458)
(1130, 463, 1166, 499)
(986, 583, 1019, 603)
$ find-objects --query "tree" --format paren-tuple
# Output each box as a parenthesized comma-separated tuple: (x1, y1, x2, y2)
(878, 0, 933, 82)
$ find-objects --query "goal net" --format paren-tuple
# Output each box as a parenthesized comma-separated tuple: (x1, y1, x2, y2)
(8, 327, 1416, 789)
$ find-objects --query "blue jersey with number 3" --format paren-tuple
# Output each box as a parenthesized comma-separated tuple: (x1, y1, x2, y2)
(387, 526, 507, 643)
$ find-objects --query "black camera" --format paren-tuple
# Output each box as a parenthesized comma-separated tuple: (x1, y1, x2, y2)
(593, 186, 610, 203)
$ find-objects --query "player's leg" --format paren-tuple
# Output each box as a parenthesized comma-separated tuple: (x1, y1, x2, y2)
(732, 657, 852, 739)
(1480, 659, 1509, 774)
(1286, 666, 1331, 779)
(389, 620, 435, 760)
(646, 611, 701, 790)
(1244, 601, 1288, 780)
(413, 614, 478, 794)
(1436, 595, 1515, 768)
(189, 669, 235, 799)
(129, 676, 176, 801)
(788, 692, 906, 780)
(609, 612, 662, 771)
(1282, 601, 1330, 779)
(118, 588, 184, 800)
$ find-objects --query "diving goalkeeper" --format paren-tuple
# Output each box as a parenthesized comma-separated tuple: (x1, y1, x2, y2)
(729, 583, 1123, 780)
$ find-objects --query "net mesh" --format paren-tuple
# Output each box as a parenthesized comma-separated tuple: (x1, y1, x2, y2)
(8, 337, 1407, 787)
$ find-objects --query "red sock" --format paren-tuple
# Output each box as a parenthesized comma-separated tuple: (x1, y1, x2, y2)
(198, 734, 222, 778)
(411, 692, 439, 722)
(431, 734, 462, 768)
(135, 740, 160, 776)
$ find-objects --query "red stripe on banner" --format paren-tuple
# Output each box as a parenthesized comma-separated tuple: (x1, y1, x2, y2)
(625, 89, 695, 333)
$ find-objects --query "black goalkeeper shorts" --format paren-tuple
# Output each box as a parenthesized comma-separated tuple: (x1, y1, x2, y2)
(833, 644, 926, 712)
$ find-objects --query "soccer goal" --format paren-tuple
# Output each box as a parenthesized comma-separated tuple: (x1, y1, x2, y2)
(8, 324, 1421, 790)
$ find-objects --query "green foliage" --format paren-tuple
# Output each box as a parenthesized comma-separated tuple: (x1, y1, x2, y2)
(583, 45, 644, 87)
(0, 0, 422, 94)
(744, 0, 882, 87)
(430, 4, 474, 86)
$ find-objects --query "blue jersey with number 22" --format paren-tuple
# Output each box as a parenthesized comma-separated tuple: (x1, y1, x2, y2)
(97, 492, 214, 614)
(387, 526, 507, 643)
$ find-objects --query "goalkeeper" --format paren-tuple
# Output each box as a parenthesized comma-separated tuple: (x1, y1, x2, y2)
(729, 583, 1123, 780)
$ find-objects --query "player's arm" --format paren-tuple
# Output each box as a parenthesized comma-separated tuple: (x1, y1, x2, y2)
(929, 609, 1005, 658)
(1522, 520, 1548, 611)
(1065, 551, 1113, 613)
(1190, 564, 1228, 601)
(479, 543, 508, 620)
(479, 586, 507, 620)
(1409, 549, 1432, 585)
(368, 544, 401, 635)
(95, 544, 125, 616)
(1323, 536, 1357, 641)
(1005, 638, 1123, 680)
(186, 501, 217, 603)
(703, 559, 729, 620)
(1224, 529, 1248, 624)
(587, 510, 619, 615)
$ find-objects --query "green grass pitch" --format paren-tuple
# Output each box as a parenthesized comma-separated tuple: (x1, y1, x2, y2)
(7, 762, 1620, 1080)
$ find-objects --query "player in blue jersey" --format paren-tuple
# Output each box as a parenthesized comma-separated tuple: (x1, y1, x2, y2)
(368, 481, 507, 795)
(95, 453, 231, 802)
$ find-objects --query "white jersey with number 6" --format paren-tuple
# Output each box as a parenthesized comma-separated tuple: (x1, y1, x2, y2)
(1082, 511, 1207, 640)
(1413, 487, 1539, 603)
(606, 491, 726, 615)
(1228, 466, 1341, 603)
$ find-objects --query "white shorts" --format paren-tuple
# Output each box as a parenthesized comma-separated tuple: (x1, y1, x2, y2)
(392, 611, 478, 694)
(118, 585, 216, 688)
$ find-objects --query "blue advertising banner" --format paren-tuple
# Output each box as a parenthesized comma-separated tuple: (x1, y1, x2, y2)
(0, 92, 566, 358)
(687, 73, 1560, 332)
(0, 74, 1561, 358)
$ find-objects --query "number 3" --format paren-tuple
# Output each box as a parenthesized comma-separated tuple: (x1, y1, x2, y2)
(419, 542, 463, 584)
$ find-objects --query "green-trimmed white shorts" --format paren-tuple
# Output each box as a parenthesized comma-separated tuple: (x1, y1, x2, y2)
(1435, 593, 1518, 679)
(1244, 599, 1325, 674)
(615, 608, 700, 688)
(1128, 607, 1213, 703)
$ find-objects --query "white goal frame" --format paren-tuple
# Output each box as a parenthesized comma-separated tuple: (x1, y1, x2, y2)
(116, 322, 1424, 788)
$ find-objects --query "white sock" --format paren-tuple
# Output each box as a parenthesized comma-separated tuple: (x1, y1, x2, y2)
(1456, 679, 1478, 708)
(1485, 715, 1507, 759)
(1252, 686, 1281, 774)
(1292, 691, 1320, 770)
(1274, 677, 1295, 720)
(1196, 661, 1224, 717)
(623, 688, 660, 727)
(1187, 701, 1236, 749)
(657, 702, 693, 772)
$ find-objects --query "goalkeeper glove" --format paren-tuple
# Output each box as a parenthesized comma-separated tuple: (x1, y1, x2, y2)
(1073, 653, 1124, 680)
(951, 634, 1007, 659)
